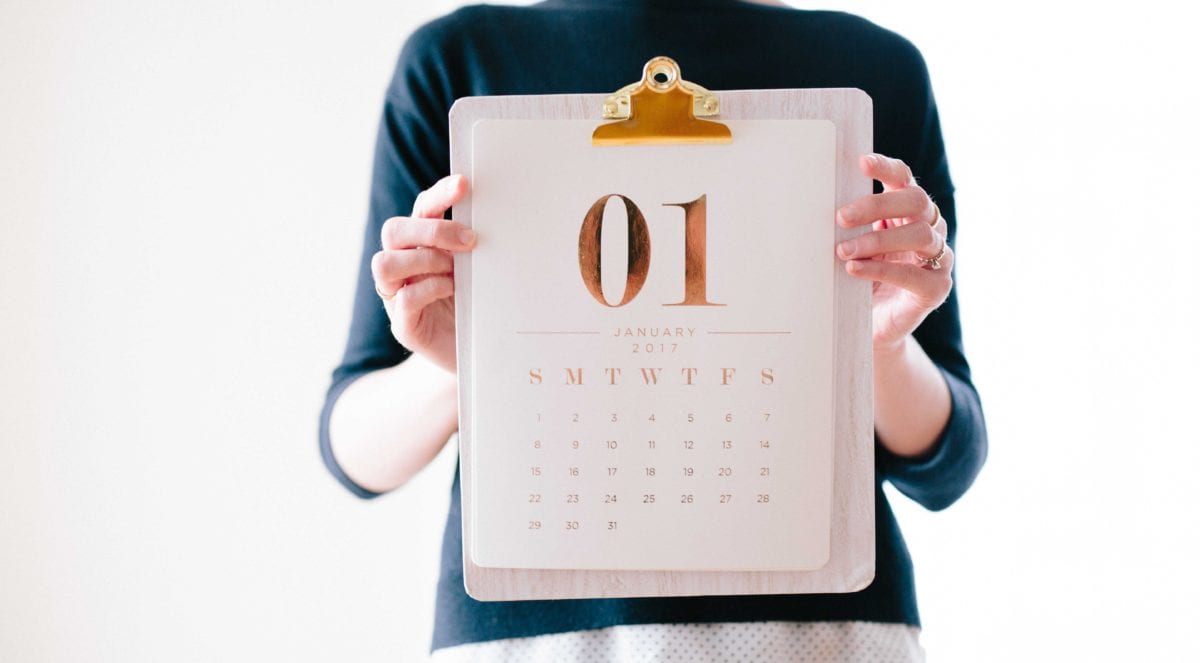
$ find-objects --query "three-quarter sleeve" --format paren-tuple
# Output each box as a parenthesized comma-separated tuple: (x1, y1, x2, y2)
(872, 40, 988, 511)
(318, 24, 456, 499)
(874, 193, 988, 511)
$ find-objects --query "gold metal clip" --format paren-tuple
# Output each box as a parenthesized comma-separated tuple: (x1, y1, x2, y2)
(592, 56, 732, 146)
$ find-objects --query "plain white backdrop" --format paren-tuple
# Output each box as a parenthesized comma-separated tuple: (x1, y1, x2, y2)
(2, 1, 1197, 661)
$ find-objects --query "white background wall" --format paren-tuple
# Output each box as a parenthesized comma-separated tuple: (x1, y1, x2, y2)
(1, 1, 1196, 661)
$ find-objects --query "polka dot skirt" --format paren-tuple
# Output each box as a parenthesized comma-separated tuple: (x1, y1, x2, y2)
(430, 621, 925, 662)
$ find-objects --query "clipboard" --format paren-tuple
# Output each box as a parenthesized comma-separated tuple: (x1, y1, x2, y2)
(451, 57, 875, 601)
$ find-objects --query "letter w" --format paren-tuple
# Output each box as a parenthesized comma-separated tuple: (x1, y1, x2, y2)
(639, 368, 663, 385)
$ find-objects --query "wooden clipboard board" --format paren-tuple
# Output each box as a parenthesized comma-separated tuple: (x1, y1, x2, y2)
(451, 58, 875, 601)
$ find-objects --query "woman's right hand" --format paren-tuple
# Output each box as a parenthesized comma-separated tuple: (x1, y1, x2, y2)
(372, 174, 475, 373)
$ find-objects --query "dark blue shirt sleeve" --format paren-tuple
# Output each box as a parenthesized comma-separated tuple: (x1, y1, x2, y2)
(872, 42, 988, 511)
(318, 26, 455, 499)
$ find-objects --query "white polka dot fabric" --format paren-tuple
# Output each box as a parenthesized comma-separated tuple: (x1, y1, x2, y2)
(429, 621, 925, 662)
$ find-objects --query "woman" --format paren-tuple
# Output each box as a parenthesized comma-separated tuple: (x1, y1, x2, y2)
(319, 1, 987, 660)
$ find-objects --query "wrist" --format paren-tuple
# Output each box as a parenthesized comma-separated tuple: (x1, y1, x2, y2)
(873, 335, 911, 367)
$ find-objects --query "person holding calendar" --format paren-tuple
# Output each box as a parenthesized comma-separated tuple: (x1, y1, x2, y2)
(318, 1, 987, 661)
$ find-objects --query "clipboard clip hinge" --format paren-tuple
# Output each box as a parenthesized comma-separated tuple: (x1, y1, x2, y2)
(593, 56, 732, 146)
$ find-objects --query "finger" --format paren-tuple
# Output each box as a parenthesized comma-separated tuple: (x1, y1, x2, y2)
(836, 186, 932, 228)
(392, 275, 455, 321)
(837, 217, 941, 260)
(860, 153, 917, 191)
(845, 256, 953, 303)
(931, 202, 948, 238)
(412, 174, 469, 219)
(381, 216, 477, 251)
(371, 247, 454, 293)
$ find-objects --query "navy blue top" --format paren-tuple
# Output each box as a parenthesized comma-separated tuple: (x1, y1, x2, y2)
(318, 0, 987, 652)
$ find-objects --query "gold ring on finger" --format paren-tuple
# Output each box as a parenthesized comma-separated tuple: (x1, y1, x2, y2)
(918, 237, 947, 271)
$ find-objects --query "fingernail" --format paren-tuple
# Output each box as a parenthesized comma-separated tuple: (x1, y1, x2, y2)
(458, 227, 477, 245)
(838, 240, 857, 259)
(836, 209, 851, 226)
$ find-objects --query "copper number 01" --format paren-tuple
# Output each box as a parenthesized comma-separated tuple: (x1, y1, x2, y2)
(578, 194, 723, 307)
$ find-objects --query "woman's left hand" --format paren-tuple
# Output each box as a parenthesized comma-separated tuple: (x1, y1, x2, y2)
(836, 153, 954, 355)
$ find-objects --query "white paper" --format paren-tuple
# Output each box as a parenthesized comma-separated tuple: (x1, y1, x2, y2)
(467, 119, 836, 571)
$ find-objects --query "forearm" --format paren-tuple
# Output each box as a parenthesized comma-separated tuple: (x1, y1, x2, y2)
(328, 353, 459, 494)
(873, 335, 952, 458)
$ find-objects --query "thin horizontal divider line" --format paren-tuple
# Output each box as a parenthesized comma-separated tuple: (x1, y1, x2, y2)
(515, 331, 600, 335)
(707, 331, 793, 335)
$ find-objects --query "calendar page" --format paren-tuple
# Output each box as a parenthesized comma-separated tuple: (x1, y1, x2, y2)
(466, 119, 836, 572)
